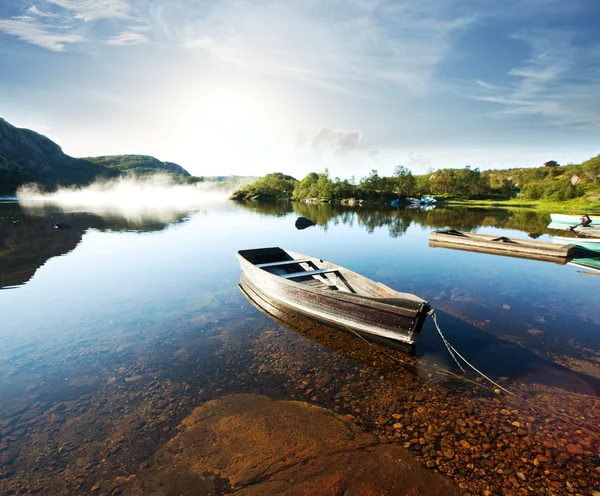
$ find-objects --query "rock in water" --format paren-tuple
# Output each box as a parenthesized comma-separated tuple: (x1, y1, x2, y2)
(54, 222, 70, 229)
(123, 394, 460, 496)
(295, 217, 315, 230)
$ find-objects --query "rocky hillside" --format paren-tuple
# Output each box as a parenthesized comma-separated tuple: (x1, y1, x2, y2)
(0, 118, 116, 195)
(0, 118, 191, 195)
(82, 155, 190, 177)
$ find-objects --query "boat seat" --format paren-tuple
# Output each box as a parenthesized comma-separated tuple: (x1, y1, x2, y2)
(256, 259, 313, 268)
(281, 269, 339, 279)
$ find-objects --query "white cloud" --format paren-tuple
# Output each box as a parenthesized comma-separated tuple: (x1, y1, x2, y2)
(179, 0, 474, 95)
(104, 31, 149, 45)
(0, 1, 143, 51)
(0, 18, 84, 51)
(471, 29, 600, 128)
(310, 128, 363, 155)
(28, 6, 60, 18)
(45, 0, 133, 22)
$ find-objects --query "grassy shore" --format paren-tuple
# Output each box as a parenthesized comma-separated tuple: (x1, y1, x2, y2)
(445, 197, 600, 213)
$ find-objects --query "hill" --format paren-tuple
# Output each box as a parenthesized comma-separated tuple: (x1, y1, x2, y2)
(82, 155, 190, 177)
(482, 158, 600, 200)
(0, 118, 193, 195)
(0, 118, 118, 195)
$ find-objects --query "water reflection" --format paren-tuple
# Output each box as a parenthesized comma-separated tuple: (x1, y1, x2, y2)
(0, 202, 196, 289)
(234, 201, 555, 236)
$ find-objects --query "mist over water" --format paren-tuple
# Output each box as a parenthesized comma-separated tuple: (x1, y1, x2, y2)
(16, 175, 232, 223)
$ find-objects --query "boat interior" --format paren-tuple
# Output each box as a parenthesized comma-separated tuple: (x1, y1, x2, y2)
(238, 247, 357, 293)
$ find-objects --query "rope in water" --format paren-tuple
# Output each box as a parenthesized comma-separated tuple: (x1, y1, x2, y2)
(428, 309, 513, 396)
(342, 310, 600, 439)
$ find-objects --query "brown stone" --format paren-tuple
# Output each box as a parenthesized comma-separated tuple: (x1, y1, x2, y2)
(443, 448, 455, 459)
(565, 444, 584, 456)
(124, 394, 460, 496)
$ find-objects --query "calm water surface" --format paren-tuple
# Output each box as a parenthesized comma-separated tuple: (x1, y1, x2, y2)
(0, 199, 599, 493)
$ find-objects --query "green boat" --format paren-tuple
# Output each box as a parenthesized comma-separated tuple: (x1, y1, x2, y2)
(553, 236, 600, 252)
(569, 254, 600, 273)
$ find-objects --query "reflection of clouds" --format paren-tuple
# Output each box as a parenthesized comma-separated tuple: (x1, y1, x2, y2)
(17, 175, 233, 227)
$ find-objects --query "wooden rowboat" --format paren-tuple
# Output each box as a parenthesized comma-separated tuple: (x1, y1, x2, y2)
(429, 230, 576, 263)
(236, 247, 430, 345)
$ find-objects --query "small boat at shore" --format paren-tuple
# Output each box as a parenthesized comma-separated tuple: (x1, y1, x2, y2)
(429, 230, 576, 263)
(552, 236, 600, 252)
(550, 213, 600, 224)
(569, 255, 600, 274)
(236, 247, 430, 345)
(547, 222, 600, 237)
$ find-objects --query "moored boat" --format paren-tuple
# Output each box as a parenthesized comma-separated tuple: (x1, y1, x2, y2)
(552, 235, 600, 252)
(569, 255, 600, 274)
(429, 230, 576, 263)
(236, 247, 430, 345)
(547, 222, 600, 237)
(550, 213, 600, 224)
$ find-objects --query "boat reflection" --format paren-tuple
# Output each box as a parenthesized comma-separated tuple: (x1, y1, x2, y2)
(239, 273, 600, 394)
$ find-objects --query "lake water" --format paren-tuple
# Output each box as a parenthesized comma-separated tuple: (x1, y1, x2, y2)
(1, 198, 599, 494)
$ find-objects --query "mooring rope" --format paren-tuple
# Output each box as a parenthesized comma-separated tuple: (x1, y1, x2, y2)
(428, 309, 513, 395)
(341, 311, 600, 439)
(427, 309, 465, 374)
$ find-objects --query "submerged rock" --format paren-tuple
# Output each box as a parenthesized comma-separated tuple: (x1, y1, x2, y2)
(125, 394, 460, 495)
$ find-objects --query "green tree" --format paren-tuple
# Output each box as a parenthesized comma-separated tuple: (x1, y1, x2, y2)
(391, 165, 416, 197)
(358, 169, 383, 195)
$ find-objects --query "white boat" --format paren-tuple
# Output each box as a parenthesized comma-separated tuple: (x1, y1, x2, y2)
(547, 222, 600, 237)
(237, 247, 430, 345)
(550, 213, 600, 224)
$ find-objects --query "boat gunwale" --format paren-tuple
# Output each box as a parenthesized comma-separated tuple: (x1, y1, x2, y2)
(236, 249, 428, 319)
(429, 230, 576, 257)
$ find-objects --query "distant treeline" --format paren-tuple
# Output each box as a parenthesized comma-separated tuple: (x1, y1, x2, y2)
(231, 155, 600, 202)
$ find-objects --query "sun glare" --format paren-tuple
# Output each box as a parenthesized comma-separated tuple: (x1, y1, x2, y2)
(176, 85, 285, 173)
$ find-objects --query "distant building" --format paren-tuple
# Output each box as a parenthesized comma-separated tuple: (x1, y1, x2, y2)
(544, 160, 559, 167)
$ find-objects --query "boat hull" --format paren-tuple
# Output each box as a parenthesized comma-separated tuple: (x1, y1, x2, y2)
(550, 213, 600, 224)
(552, 236, 600, 251)
(429, 230, 575, 263)
(237, 248, 429, 345)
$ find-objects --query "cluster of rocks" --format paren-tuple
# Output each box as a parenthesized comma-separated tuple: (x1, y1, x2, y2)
(0, 310, 598, 495)
(243, 322, 600, 496)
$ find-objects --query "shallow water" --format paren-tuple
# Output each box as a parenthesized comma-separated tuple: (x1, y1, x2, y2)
(0, 199, 599, 494)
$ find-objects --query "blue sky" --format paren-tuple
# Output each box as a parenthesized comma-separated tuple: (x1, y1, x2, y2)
(1, 0, 599, 179)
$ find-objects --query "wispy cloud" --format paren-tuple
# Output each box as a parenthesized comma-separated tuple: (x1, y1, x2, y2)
(0, 0, 146, 51)
(27, 6, 60, 18)
(45, 0, 133, 22)
(0, 18, 84, 51)
(471, 29, 600, 128)
(179, 0, 474, 94)
(104, 31, 149, 45)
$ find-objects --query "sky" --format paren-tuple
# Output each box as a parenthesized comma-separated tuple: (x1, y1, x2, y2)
(1, 0, 599, 180)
